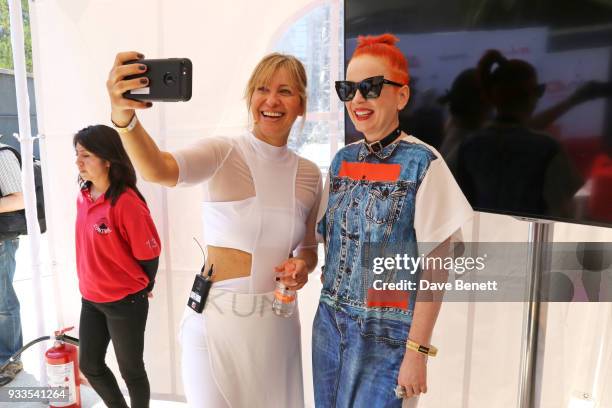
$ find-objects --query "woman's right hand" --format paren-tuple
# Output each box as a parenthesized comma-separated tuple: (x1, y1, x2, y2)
(106, 51, 152, 127)
(274, 258, 309, 291)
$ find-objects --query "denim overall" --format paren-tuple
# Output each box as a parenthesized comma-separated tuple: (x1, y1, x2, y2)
(313, 139, 436, 407)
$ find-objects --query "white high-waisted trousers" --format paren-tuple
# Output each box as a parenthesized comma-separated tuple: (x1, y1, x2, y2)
(179, 288, 304, 408)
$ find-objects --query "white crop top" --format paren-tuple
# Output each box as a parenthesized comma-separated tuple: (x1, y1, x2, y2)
(172, 132, 322, 293)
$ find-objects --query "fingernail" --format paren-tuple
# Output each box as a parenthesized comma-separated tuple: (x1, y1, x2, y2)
(137, 53, 144, 59)
(139, 64, 146, 71)
(146, 102, 153, 107)
(140, 77, 148, 84)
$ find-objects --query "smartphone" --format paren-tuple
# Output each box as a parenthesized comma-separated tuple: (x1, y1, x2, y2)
(123, 58, 192, 102)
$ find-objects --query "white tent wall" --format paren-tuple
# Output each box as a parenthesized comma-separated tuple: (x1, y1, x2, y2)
(27, 0, 612, 406)
(29, 0, 315, 402)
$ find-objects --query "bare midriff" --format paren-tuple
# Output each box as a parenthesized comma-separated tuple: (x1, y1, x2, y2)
(205, 245, 252, 282)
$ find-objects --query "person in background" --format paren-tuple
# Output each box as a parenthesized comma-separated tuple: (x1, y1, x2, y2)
(457, 50, 583, 218)
(74, 125, 160, 408)
(438, 68, 492, 177)
(0, 141, 25, 387)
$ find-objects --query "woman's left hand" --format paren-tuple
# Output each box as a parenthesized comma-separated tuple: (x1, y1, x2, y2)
(274, 258, 309, 290)
(397, 350, 428, 399)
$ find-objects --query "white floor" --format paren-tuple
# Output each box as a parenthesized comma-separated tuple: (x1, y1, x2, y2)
(5, 369, 185, 407)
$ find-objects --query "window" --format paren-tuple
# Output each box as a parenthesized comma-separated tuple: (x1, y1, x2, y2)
(272, 0, 344, 173)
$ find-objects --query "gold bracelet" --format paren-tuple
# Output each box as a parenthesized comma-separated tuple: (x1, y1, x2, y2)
(406, 339, 438, 357)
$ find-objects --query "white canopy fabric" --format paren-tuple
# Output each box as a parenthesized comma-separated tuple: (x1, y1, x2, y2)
(27, 0, 316, 400)
(20, 0, 612, 406)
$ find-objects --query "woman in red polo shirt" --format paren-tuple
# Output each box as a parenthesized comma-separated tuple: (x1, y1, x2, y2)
(74, 125, 160, 408)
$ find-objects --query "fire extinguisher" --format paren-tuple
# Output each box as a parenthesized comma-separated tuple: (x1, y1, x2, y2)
(45, 327, 81, 408)
(0, 327, 81, 407)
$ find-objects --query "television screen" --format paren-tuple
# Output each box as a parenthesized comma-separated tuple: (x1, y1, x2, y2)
(344, 0, 612, 227)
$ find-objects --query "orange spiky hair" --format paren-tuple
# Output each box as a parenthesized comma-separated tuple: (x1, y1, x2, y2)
(351, 33, 409, 85)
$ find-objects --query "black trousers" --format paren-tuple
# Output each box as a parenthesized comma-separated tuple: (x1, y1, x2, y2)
(79, 290, 150, 408)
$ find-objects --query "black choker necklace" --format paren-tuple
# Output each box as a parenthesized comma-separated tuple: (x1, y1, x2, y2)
(365, 127, 402, 153)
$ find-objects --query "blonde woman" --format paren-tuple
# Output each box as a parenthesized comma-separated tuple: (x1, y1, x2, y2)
(106, 52, 321, 407)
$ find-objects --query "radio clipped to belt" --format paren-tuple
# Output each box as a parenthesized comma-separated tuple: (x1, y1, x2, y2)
(188, 238, 213, 313)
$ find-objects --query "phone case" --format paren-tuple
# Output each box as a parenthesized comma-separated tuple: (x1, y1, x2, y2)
(123, 58, 192, 102)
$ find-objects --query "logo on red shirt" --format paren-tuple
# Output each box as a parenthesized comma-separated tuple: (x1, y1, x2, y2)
(94, 217, 112, 235)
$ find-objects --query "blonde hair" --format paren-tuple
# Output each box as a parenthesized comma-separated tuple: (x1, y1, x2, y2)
(244, 53, 308, 125)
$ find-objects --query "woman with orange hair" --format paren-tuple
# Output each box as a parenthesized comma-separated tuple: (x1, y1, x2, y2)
(313, 34, 473, 406)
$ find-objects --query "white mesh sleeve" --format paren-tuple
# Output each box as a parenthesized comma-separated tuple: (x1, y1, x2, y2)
(297, 172, 323, 250)
(171, 136, 233, 186)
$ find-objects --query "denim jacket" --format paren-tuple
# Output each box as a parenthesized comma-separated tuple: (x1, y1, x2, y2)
(317, 138, 439, 325)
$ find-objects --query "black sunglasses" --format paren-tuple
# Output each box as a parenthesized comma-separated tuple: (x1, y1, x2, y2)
(335, 76, 404, 102)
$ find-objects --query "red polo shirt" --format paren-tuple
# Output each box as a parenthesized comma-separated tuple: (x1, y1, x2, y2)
(75, 187, 161, 302)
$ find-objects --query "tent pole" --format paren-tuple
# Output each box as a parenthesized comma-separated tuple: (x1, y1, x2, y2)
(8, 0, 46, 384)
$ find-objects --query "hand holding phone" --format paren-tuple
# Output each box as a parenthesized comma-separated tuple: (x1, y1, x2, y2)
(107, 51, 150, 126)
(123, 58, 193, 102)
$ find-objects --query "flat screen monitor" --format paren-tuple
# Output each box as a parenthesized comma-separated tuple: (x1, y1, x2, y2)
(344, 0, 612, 228)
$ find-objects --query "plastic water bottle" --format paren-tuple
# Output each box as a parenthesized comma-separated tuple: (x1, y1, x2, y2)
(272, 281, 296, 317)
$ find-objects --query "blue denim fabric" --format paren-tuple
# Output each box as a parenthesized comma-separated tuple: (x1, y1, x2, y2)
(317, 140, 436, 324)
(312, 301, 407, 407)
(313, 140, 436, 406)
(0, 238, 22, 364)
